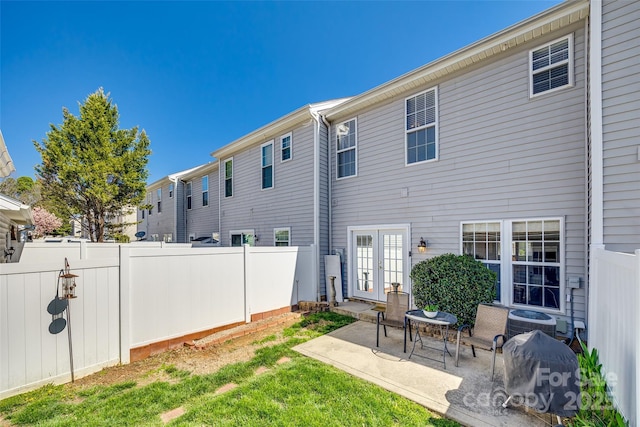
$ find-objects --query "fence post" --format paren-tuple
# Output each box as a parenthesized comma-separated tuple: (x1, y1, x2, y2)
(119, 245, 131, 364)
(587, 244, 605, 347)
(244, 244, 251, 323)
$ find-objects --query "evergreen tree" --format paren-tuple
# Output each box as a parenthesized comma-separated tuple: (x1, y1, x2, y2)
(34, 88, 151, 242)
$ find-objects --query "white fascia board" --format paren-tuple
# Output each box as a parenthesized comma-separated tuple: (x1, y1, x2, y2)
(325, 0, 589, 121)
(0, 193, 33, 225)
(0, 130, 16, 178)
(179, 161, 219, 181)
(211, 98, 350, 159)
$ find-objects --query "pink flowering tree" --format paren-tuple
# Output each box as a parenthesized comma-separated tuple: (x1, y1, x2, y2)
(32, 207, 63, 238)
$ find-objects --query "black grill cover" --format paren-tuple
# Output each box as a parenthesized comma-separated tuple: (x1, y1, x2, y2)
(503, 330, 580, 417)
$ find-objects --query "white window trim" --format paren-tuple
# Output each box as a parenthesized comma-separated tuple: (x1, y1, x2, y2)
(261, 140, 274, 190)
(274, 227, 291, 246)
(157, 188, 162, 214)
(224, 158, 233, 198)
(202, 175, 209, 207)
(186, 181, 193, 210)
(405, 86, 438, 167)
(460, 217, 565, 314)
(529, 34, 574, 98)
(336, 117, 358, 180)
(280, 132, 292, 163)
(169, 183, 174, 198)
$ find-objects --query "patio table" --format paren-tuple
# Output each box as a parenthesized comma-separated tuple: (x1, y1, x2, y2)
(404, 309, 457, 369)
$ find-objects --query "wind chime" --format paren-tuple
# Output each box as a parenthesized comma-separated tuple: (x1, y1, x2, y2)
(46, 258, 79, 381)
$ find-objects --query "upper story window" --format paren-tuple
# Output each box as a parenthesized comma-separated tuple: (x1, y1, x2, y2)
(157, 188, 162, 213)
(261, 141, 274, 189)
(530, 35, 573, 97)
(202, 176, 209, 207)
(336, 118, 357, 179)
(281, 133, 292, 162)
(169, 183, 174, 198)
(147, 192, 152, 215)
(274, 227, 291, 246)
(406, 88, 437, 165)
(224, 158, 233, 198)
(186, 181, 192, 210)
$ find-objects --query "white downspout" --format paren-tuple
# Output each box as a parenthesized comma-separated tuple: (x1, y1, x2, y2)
(587, 0, 603, 347)
(590, 0, 603, 247)
(321, 115, 333, 256)
(311, 112, 321, 302)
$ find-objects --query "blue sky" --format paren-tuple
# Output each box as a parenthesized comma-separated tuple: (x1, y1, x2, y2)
(1, 0, 562, 183)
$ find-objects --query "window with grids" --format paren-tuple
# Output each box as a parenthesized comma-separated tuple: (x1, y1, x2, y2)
(336, 118, 357, 178)
(281, 133, 292, 162)
(274, 228, 290, 246)
(530, 35, 572, 96)
(261, 141, 273, 189)
(224, 159, 233, 197)
(169, 183, 174, 198)
(512, 219, 561, 309)
(186, 182, 192, 210)
(462, 222, 502, 302)
(157, 188, 162, 213)
(202, 176, 209, 206)
(406, 88, 437, 164)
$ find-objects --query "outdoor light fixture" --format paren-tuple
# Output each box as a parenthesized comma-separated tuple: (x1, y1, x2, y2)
(418, 238, 428, 253)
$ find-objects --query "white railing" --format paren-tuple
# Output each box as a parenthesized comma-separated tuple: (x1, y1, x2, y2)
(588, 245, 640, 426)
(0, 244, 315, 398)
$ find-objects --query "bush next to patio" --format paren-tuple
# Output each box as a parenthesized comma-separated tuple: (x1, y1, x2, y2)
(410, 253, 496, 327)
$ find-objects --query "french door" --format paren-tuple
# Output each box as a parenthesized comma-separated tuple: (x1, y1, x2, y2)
(350, 227, 408, 302)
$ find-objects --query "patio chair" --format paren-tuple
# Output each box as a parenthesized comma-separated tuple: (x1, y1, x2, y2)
(455, 303, 509, 381)
(376, 291, 411, 347)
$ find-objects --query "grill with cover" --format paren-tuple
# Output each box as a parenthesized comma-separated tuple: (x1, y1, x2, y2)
(502, 330, 580, 421)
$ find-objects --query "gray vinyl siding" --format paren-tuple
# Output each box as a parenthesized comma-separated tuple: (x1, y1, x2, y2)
(219, 124, 316, 248)
(175, 182, 187, 242)
(601, 0, 640, 253)
(331, 25, 587, 321)
(186, 170, 220, 240)
(145, 179, 177, 241)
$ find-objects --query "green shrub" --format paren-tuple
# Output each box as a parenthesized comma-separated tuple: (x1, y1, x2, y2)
(410, 253, 496, 327)
(569, 344, 628, 426)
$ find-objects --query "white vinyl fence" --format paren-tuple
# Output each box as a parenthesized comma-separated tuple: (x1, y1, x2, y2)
(1, 244, 315, 399)
(588, 245, 640, 426)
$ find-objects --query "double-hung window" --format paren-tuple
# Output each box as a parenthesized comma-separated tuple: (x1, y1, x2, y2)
(336, 118, 357, 179)
(147, 192, 152, 215)
(511, 219, 561, 310)
(461, 218, 563, 311)
(202, 176, 209, 207)
(281, 133, 292, 162)
(224, 159, 233, 198)
(274, 227, 290, 246)
(186, 182, 192, 210)
(169, 183, 174, 198)
(462, 222, 502, 302)
(261, 141, 273, 189)
(406, 88, 437, 165)
(530, 35, 573, 97)
(157, 188, 162, 213)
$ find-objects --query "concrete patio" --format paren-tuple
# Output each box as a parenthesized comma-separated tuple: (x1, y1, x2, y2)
(293, 301, 561, 427)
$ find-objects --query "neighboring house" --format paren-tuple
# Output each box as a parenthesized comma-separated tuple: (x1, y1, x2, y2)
(180, 162, 219, 243)
(142, 0, 638, 336)
(211, 99, 349, 298)
(137, 165, 204, 242)
(0, 130, 33, 262)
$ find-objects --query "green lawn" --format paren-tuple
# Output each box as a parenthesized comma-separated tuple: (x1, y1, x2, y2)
(0, 312, 459, 426)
